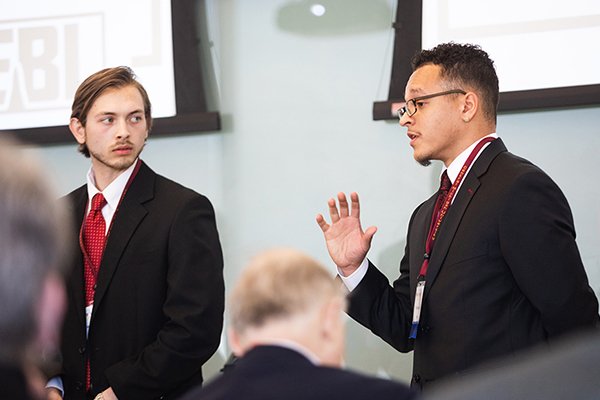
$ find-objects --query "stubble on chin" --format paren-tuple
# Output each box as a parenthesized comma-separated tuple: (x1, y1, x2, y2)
(413, 151, 432, 167)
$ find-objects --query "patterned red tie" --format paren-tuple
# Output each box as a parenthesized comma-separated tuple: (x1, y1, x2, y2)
(433, 171, 451, 221)
(84, 193, 106, 304)
(83, 193, 106, 391)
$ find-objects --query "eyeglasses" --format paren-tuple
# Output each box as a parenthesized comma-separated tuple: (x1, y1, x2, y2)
(396, 89, 466, 119)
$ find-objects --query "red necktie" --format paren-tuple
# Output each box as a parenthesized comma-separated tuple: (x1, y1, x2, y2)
(433, 171, 451, 222)
(84, 193, 107, 305)
(83, 193, 106, 391)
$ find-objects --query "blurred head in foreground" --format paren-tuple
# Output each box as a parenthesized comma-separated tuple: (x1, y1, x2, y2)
(0, 136, 69, 380)
(228, 248, 346, 367)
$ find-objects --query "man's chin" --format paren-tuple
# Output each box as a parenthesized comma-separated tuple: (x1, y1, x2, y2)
(414, 155, 432, 167)
(93, 155, 137, 173)
(109, 156, 136, 170)
(112, 150, 143, 170)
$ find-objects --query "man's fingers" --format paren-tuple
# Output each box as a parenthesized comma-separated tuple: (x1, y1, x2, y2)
(350, 192, 360, 218)
(338, 192, 349, 218)
(328, 197, 340, 223)
(316, 214, 330, 232)
(364, 225, 378, 244)
(322, 192, 359, 226)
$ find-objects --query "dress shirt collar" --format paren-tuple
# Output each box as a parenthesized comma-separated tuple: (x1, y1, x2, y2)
(444, 133, 498, 184)
(86, 159, 138, 215)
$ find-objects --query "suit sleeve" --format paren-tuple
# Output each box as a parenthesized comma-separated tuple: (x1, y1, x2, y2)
(347, 212, 419, 353)
(499, 170, 599, 336)
(105, 195, 225, 398)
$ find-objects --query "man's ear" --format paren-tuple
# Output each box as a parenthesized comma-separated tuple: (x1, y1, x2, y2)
(321, 297, 345, 338)
(318, 297, 346, 367)
(461, 91, 479, 123)
(227, 327, 245, 357)
(69, 118, 86, 144)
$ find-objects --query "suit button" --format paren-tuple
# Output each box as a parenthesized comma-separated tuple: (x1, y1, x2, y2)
(420, 325, 431, 333)
(413, 374, 421, 383)
(78, 346, 86, 354)
(75, 381, 83, 390)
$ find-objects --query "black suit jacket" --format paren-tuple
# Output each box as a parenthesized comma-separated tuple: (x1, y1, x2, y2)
(178, 345, 418, 400)
(348, 139, 599, 389)
(60, 161, 225, 399)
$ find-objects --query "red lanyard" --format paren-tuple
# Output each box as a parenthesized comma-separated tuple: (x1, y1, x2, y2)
(418, 137, 495, 278)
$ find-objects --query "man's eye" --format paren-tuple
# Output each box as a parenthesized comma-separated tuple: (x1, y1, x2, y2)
(101, 117, 113, 124)
(416, 101, 426, 107)
(131, 116, 143, 123)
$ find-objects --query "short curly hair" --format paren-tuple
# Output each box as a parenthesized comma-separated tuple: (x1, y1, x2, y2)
(413, 42, 499, 123)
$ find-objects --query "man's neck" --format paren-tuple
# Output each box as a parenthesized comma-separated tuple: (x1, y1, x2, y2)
(91, 163, 128, 191)
(249, 339, 323, 366)
(444, 126, 496, 167)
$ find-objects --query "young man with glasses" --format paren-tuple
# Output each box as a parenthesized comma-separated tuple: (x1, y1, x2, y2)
(317, 42, 599, 391)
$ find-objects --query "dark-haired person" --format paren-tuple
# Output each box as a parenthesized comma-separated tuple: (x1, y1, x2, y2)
(317, 42, 599, 390)
(47, 66, 224, 400)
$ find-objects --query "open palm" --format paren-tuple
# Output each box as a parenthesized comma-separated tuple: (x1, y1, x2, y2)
(316, 192, 377, 276)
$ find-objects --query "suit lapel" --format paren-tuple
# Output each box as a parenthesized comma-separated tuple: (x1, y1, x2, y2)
(423, 139, 507, 299)
(91, 162, 155, 318)
(409, 194, 437, 295)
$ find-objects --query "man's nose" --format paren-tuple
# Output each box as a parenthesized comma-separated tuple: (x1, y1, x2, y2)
(399, 112, 412, 127)
(116, 119, 130, 138)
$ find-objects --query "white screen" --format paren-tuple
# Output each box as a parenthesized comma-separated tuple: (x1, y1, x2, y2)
(0, 0, 175, 130)
(422, 0, 600, 92)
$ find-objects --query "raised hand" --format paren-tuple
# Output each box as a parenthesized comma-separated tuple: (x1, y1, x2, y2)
(316, 192, 377, 276)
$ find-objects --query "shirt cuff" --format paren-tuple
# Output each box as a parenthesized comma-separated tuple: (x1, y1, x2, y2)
(338, 258, 369, 292)
(46, 376, 64, 397)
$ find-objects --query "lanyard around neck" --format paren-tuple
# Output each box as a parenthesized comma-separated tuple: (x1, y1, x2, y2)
(418, 137, 496, 278)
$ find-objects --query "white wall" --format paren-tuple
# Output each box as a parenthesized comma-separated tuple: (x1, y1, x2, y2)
(26, 0, 600, 384)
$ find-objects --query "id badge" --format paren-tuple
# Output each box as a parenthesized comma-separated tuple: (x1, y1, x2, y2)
(409, 280, 426, 339)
